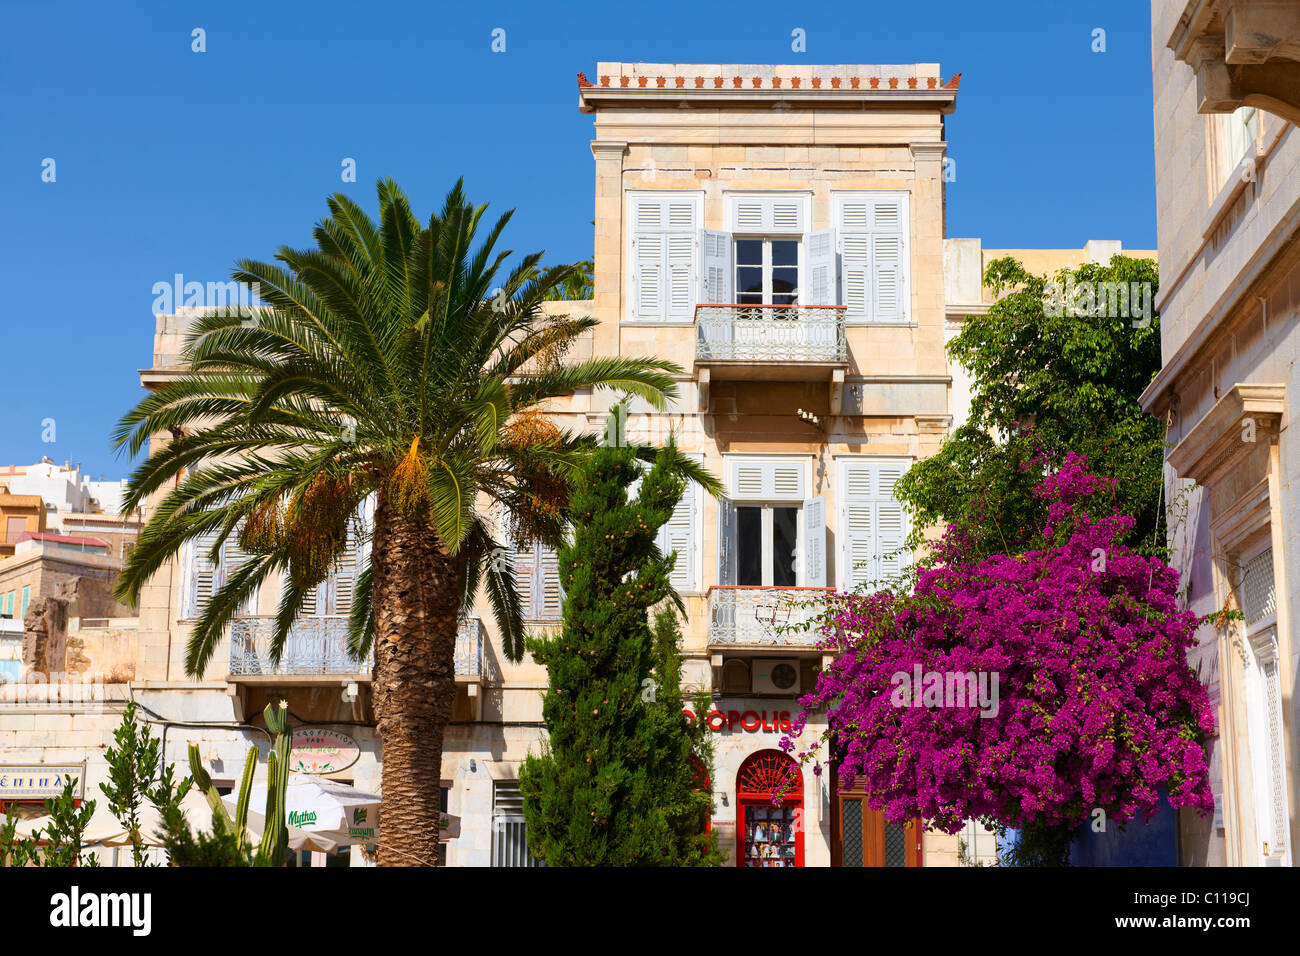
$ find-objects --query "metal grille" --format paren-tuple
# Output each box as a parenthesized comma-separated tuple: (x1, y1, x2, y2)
(708, 587, 831, 646)
(229, 615, 483, 678)
(842, 798, 863, 867)
(1241, 548, 1277, 625)
(884, 821, 907, 867)
(491, 782, 543, 867)
(1263, 654, 1288, 850)
(695, 305, 848, 363)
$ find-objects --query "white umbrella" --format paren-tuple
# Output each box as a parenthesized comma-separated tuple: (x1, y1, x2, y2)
(12, 788, 224, 847)
(224, 773, 381, 849)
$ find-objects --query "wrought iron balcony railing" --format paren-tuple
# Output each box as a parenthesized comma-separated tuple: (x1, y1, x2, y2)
(695, 304, 847, 363)
(706, 586, 834, 646)
(229, 615, 484, 679)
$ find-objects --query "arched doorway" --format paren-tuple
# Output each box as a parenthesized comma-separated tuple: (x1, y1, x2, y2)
(735, 749, 803, 867)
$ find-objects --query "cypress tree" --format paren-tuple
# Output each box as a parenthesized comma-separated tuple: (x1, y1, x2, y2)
(519, 444, 721, 865)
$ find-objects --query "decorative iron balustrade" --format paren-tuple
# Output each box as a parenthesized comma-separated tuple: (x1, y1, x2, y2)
(229, 615, 484, 679)
(706, 587, 833, 646)
(695, 304, 847, 363)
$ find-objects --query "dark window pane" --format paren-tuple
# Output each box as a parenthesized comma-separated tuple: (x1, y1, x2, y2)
(885, 821, 907, 867)
(737, 506, 762, 586)
(737, 293, 763, 305)
(772, 506, 798, 586)
(772, 240, 799, 266)
(772, 293, 798, 306)
(772, 268, 798, 296)
(737, 266, 763, 296)
(736, 239, 763, 266)
(842, 799, 863, 867)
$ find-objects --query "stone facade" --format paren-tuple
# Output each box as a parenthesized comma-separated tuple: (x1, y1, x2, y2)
(1146, 0, 1300, 866)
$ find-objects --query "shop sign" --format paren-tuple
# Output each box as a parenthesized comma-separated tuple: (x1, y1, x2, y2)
(348, 805, 377, 843)
(0, 763, 86, 802)
(290, 729, 360, 774)
(681, 709, 792, 734)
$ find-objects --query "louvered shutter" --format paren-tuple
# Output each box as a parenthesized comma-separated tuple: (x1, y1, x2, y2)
(803, 229, 838, 306)
(840, 235, 870, 320)
(333, 535, 359, 616)
(631, 196, 697, 321)
(727, 458, 807, 500)
(189, 529, 221, 617)
(801, 496, 826, 587)
(634, 232, 666, 319)
(837, 194, 909, 322)
(629, 458, 700, 592)
(221, 534, 257, 614)
(839, 458, 911, 590)
(536, 545, 563, 620)
(510, 540, 538, 620)
(873, 233, 905, 321)
(717, 497, 737, 586)
(730, 195, 804, 233)
(698, 230, 733, 304)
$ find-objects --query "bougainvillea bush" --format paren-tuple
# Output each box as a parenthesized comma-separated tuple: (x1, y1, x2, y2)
(783, 454, 1215, 845)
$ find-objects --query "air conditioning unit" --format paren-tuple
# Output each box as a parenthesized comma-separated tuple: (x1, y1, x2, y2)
(752, 658, 800, 695)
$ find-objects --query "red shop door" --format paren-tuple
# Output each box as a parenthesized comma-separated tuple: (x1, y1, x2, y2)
(735, 750, 803, 868)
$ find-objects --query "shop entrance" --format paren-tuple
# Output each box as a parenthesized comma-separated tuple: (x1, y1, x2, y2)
(735, 750, 803, 867)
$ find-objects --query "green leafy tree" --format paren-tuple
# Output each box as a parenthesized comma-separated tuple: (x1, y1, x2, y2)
(896, 255, 1164, 561)
(26, 781, 98, 867)
(99, 701, 163, 867)
(552, 259, 593, 300)
(520, 445, 721, 865)
(112, 179, 690, 866)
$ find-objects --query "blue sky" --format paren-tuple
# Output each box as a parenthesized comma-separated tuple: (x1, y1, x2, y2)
(0, 0, 1157, 481)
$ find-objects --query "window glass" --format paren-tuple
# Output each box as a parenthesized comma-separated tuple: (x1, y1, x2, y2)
(772, 507, 798, 586)
(737, 506, 763, 586)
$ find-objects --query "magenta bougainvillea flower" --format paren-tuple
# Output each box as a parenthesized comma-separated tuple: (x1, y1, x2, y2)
(783, 454, 1215, 833)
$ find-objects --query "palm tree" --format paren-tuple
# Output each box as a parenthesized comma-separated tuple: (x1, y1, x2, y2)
(113, 179, 706, 866)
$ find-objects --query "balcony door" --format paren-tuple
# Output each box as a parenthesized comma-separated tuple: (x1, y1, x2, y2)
(719, 457, 825, 589)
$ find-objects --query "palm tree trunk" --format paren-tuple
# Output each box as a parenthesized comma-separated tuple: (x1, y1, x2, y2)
(369, 491, 464, 866)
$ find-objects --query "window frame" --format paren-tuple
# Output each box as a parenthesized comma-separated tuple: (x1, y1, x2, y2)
(624, 189, 704, 324)
(734, 236, 803, 306)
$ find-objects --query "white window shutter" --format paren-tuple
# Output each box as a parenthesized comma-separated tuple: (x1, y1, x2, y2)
(221, 534, 257, 614)
(840, 235, 870, 320)
(659, 488, 696, 591)
(872, 233, 905, 321)
(634, 232, 665, 319)
(801, 496, 826, 587)
(188, 530, 221, 618)
(728, 458, 806, 500)
(698, 229, 733, 305)
(537, 545, 563, 620)
(333, 535, 359, 616)
(511, 541, 539, 620)
(803, 229, 837, 306)
(717, 497, 737, 586)
(839, 458, 911, 590)
(667, 234, 694, 318)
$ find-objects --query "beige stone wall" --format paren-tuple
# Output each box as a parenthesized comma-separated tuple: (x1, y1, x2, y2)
(1149, 0, 1300, 866)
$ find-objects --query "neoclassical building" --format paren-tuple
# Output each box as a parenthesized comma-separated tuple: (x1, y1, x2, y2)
(1144, 0, 1300, 865)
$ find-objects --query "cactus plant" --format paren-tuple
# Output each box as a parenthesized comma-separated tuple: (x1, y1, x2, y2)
(186, 699, 292, 865)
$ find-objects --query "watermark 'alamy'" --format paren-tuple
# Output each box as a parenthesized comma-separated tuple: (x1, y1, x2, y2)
(890, 666, 1000, 717)
(151, 274, 261, 316)
(1042, 276, 1153, 327)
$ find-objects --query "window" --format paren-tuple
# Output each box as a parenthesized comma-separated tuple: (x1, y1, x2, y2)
(628, 453, 703, 592)
(718, 457, 825, 588)
(491, 781, 543, 867)
(301, 531, 362, 617)
(1215, 107, 1259, 189)
(1239, 546, 1289, 865)
(20, 586, 30, 620)
(736, 238, 800, 305)
(184, 530, 256, 619)
(834, 192, 909, 322)
(628, 192, 701, 320)
(510, 538, 563, 622)
(838, 457, 911, 590)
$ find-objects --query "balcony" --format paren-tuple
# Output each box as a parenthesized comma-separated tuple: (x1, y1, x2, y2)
(229, 615, 484, 682)
(706, 586, 834, 648)
(693, 304, 848, 413)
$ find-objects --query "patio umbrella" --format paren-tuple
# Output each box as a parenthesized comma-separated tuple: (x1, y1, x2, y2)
(224, 773, 381, 850)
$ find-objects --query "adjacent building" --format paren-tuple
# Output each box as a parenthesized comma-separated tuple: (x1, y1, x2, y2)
(1144, 0, 1300, 865)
